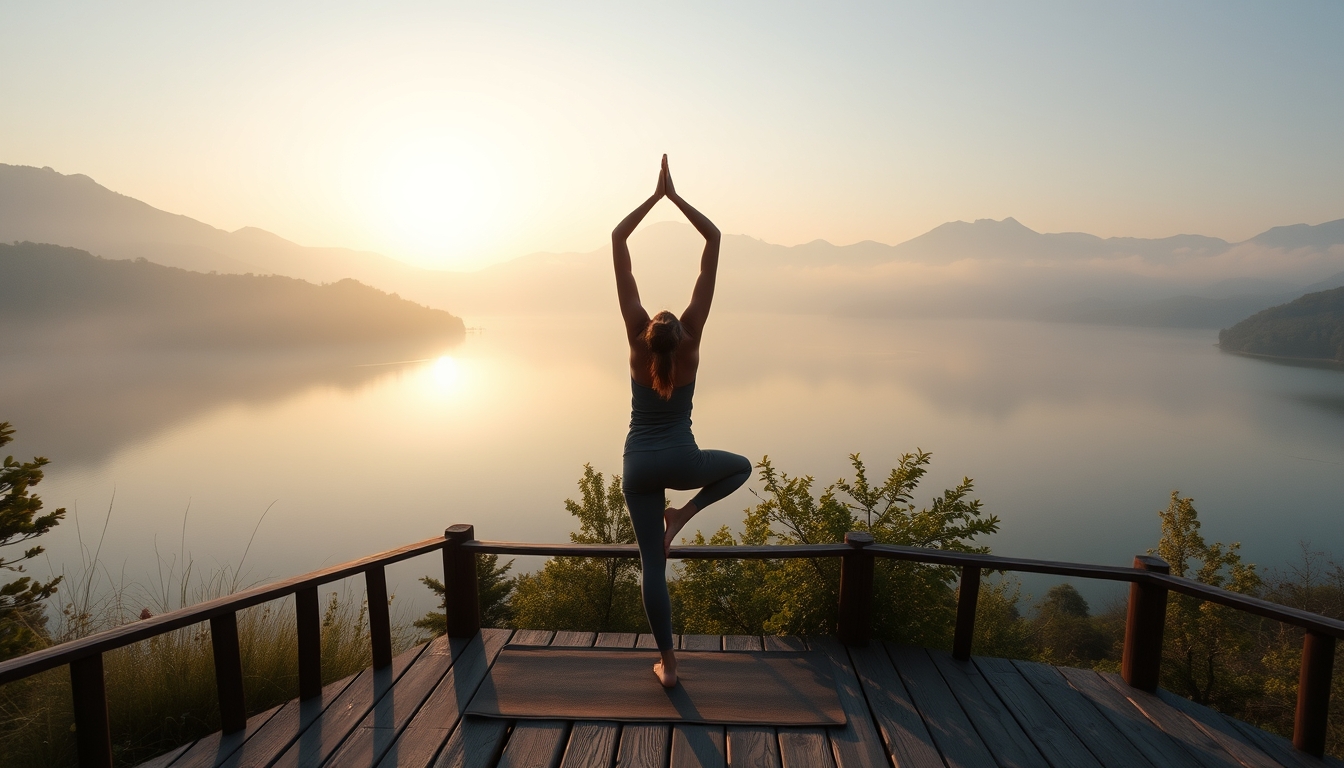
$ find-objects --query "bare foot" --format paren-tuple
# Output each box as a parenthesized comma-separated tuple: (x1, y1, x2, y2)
(663, 501, 699, 558)
(654, 655, 678, 688)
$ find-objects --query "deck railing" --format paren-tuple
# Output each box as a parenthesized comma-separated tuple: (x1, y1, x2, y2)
(0, 523, 1339, 765)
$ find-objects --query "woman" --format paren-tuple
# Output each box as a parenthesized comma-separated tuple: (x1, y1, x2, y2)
(613, 155, 752, 688)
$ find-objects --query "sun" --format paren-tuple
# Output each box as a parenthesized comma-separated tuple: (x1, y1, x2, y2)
(372, 140, 503, 264)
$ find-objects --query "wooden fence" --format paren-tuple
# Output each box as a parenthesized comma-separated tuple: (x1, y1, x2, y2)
(0, 523, 1339, 765)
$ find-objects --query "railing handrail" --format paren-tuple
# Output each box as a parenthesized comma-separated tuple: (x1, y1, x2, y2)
(0, 535, 447, 686)
(2, 525, 1339, 762)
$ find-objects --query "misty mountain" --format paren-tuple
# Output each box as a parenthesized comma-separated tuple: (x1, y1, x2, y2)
(6, 163, 1344, 327)
(0, 164, 433, 288)
(1219, 286, 1344, 362)
(0, 242, 464, 353)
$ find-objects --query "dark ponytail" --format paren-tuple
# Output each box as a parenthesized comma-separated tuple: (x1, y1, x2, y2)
(643, 311, 685, 400)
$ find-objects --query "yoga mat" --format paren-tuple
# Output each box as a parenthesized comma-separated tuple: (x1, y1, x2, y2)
(465, 646, 846, 725)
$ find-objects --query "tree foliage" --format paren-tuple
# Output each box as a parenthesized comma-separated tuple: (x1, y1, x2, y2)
(414, 553, 516, 635)
(1, 422, 65, 660)
(1153, 491, 1261, 709)
(509, 465, 646, 633)
(676, 452, 999, 646)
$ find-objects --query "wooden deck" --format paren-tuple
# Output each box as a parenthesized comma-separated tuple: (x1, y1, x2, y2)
(137, 630, 1342, 768)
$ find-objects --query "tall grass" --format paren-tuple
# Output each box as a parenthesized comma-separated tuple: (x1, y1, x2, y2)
(0, 504, 420, 767)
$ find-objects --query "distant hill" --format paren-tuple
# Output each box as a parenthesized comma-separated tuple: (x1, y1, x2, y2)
(0, 242, 464, 352)
(1218, 287, 1344, 362)
(0, 164, 437, 288)
(6, 162, 1344, 326)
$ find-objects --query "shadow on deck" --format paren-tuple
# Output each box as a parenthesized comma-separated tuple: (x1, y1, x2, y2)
(136, 629, 1340, 768)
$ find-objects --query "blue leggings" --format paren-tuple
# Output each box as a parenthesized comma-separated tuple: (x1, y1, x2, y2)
(622, 446, 752, 652)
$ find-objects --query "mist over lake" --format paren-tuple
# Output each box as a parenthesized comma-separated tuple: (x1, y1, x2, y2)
(9, 312, 1341, 614)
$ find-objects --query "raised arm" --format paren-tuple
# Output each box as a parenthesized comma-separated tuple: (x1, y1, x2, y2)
(664, 157, 721, 335)
(612, 161, 666, 340)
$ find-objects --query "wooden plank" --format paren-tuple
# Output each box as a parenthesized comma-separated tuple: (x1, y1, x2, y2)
(761, 637, 807, 652)
(169, 701, 284, 768)
(682, 635, 722, 651)
(512, 629, 556, 646)
(804, 637, 890, 768)
(552, 631, 597, 647)
(384, 628, 515, 768)
(928, 650, 1045, 768)
(973, 656, 1103, 768)
(886, 643, 996, 767)
(434, 717, 511, 768)
(846, 640, 943, 768)
(266, 642, 429, 768)
(776, 728, 832, 768)
(134, 742, 193, 768)
(214, 667, 365, 768)
(1011, 659, 1153, 768)
(497, 721, 570, 768)
(723, 636, 763, 652)
(671, 724, 726, 768)
(560, 721, 621, 768)
(1056, 667, 1203, 768)
(595, 633, 639, 648)
(616, 724, 671, 768)
(636, 634, 680, 650)
(325, 635, 471, 766)
(1093, 674, 1271, 768)
(1150, 688, 1306, 768)
(726, 725, 780, 768)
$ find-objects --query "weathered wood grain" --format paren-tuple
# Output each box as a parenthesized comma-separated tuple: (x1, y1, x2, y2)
(326, 635, 469, 766)
(726, 725, 780, 768)
(134, 741, 193, 768)
(382, 628, 515, 768)
(434, 717, 510, 768)
(927, 649, 1044, 768)
(671, 724, 726, 768)
(496, 720, 569, 768)
(1012, 659, 1152, 768)
(1056, 667, 1203, 768)
(165, 702, 283, 768)
(512, 629, 556, 647)
(760, 637, 807, 652)
(635, 634, 680, 649)
(559, 721, 621, 768)
(723, 636, 763, 652)
(615, 724, 671, 768)
(1213, 709, 1341, 768)
(595, 633, 639, 649)
(1092, 673, 1266, 768)
(777, 727, 833, 768)
(681, 635, 722, 651)
(266, 643, 428, 768)
(551, 631, 597, 648)
(804, 637, 890, 768)
(973, 656, 1103, 768)
(213, 667, 365, 768)
(846, 640, 943, 768)
(887, 643, 996, 767)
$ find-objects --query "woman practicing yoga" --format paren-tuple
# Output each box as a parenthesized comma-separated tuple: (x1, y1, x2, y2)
(614, 155, 752, 688)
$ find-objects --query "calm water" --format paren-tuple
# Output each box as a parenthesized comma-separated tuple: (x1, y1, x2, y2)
(5, 314, 1343, 614)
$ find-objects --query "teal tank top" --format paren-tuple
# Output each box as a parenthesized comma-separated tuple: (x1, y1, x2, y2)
(624, 379, 697, 453)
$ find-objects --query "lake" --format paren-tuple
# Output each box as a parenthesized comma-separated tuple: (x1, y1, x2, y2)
(5, 313, 1342, 618)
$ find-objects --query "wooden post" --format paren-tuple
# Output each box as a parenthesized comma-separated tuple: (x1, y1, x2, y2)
(296, 586, 321, 699)
(443, 524, 481, 638)
(366, 566, 393, 669)
(952, 565, 981, 661)
(70, 653, 113, 768)
(210, 611, 247, 734)
(1293, 631, 1335, 757)
(838, 531, 875, 646)
(1122, 554, 1170, 692)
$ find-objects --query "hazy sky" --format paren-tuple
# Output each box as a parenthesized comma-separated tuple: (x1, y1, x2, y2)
(4, 2, 1343, 269)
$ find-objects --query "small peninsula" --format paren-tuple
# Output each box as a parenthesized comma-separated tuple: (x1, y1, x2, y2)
(1218, 285, 1344, 362)
(1, 242, 465, 351)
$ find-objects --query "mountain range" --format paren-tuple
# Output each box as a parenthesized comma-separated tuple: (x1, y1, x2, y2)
(5, 163, 1344, 327)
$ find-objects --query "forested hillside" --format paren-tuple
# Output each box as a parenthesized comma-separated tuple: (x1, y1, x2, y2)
(1218, 286, 1344, 362)
(0, 242, 464, 351)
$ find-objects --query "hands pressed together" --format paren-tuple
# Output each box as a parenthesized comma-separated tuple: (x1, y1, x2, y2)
(654, 154, 678, 202)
